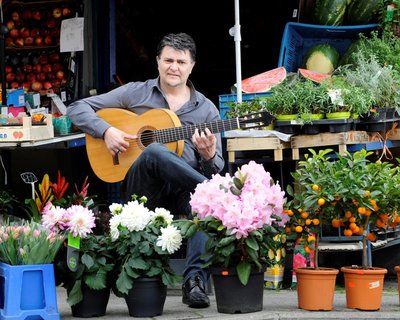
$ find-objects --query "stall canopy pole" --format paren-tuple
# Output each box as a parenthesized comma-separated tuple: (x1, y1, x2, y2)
(229, 0, 242, 103)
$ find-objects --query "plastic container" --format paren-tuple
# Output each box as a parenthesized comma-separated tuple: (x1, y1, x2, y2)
(278, 22, 378, 73)
(219, 92, 271, 120)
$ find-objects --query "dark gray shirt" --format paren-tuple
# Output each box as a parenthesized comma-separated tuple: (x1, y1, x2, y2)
(67, 77, 225, 177)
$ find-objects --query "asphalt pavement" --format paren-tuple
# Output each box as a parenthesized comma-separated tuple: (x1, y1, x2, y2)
(56, 281, 400, 320)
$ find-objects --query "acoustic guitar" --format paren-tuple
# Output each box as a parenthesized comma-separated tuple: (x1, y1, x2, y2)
(85, 108, 274, 183)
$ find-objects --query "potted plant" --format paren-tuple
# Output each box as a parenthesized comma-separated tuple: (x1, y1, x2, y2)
(107, 194, 194, 317)
(189, 160, 289, 314)
(286, 148, 400, 311)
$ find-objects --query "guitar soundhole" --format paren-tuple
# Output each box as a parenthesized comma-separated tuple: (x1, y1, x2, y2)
(138, 127, 156, 148)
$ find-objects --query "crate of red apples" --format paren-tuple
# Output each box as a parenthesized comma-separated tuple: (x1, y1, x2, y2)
(3, 3, 77, 94)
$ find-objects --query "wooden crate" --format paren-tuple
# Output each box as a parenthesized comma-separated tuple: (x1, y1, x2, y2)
(0, 115, 54, 142)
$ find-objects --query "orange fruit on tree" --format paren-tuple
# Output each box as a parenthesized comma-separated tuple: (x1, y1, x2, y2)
(343, 229, 353, 236)
(312, 184, 319, 191)
(367, 232, 377, 242)
(301, 211, 309, 219)
(317, 198, 326, 206)
(344, 211, 352, 218)
(295, 225, 303, 233)
(312, 218, 320, 225)
(331, 218, 340, 228)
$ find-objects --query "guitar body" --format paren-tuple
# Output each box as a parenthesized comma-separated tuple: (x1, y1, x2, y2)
(86, 108, 184, 183)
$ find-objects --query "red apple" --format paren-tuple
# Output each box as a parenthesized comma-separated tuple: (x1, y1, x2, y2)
(35, 36, 43, 46)
(32, 10, 41, 21)
(19, 27, 30, 38)
(52, 62, 64, 72)
(38, 54, 48, 64)
(46, 18, 57, 29)
(31, 81, 43, 91)
(15, 73, 25, 83)
(10, 82, 19, 89)
(6, 20, 15, 30)
(15, 38, 24, 47)
(37, 72, 46, 82)
(55, 70, 65, 80)
(5, 37, 14, 46)
(49, 52, 60, 63)
(21, 9, 32, 20)
(62, 7, 72, 17)
(43, 81, 52, 90)
(6, 73, 16, 82)
(51, 27, 60, 38)
(42, 64, 52, 73)
(30, 28, 40, 38)
(33, 64, 42, 73)
(11, 11, 20, 21)
(22, 64, 32, 73)
(22, 82, 31, 91)
(52, 8, 62, 19)
(5, 65, 13, 73)
(26, 73, 36, 82)
(47, 72, 55, 81)
(9, 28, 19, 38)
(52, 79, 61, 87)
(44, 35, 53, 45)
(24, 36, 34, 46)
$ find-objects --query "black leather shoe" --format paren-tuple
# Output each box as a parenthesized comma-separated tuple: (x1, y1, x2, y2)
(182, 275, 210, 308)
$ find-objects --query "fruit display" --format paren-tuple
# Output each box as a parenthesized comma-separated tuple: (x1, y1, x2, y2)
(3, 2, 76, 93)
(302, 44, 340, 75)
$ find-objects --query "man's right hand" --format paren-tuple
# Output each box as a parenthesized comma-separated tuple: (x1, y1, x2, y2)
(103, 127, 136, 155)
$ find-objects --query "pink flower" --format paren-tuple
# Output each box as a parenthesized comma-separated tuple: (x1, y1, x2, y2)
(65, 205, 96, 238)
(190, 161, 289, 239)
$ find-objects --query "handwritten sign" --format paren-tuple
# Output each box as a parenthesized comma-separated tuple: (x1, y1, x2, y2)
(60, 17, 84, 52)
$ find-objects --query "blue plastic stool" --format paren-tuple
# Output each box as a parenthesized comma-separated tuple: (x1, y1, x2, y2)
(0, 262, 60, 320)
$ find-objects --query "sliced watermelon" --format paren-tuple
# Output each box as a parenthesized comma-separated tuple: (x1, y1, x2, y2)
(241, 67, 286, 93)
(298, 68, 331, 83)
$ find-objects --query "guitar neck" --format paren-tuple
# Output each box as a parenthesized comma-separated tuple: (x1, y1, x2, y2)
(155, 118, 240, 144)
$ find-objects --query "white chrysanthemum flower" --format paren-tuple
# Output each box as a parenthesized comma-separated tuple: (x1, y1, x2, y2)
(41, 205, 67, 232)
(109, 214, 122, 241)
(109, 203, 123, 215)
(120, 201, 152, 232)
(153, 207, 174, 224)
(66, 205, 96, 238)
(156, 225, 182, 254)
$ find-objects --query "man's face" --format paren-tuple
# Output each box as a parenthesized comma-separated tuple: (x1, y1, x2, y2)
(157, 46, 195, 88)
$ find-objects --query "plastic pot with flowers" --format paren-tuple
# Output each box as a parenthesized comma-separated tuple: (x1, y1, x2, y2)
(285, 148, 400, 311)
(189, 160, 289, 314)
(25, 171, 115, 317)
(106, 194, 196, 317)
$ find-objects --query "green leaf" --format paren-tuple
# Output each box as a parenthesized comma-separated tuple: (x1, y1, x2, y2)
(66, 279, 83, 306)
(245, 236, 259, 251)
(237, 261, 251, 286)
(81, 253, 95, 269)
(116, 270, 133, 295)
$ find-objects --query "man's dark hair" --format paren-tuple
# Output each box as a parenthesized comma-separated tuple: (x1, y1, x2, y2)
(157, 33, 196, 62)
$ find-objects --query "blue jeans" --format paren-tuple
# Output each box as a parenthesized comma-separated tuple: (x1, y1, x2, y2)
(122, 143, 210, 283)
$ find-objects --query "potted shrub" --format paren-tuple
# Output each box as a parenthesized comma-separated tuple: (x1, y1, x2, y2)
(286, 148, 400, 311)
(189, 160, 289, 314)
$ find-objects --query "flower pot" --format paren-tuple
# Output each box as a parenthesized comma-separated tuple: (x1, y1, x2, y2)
(71, 285, 110, 318)
(341, 266, 387, 311)
(394, 266, 400, 304)
(326, 111, 351, 120)
(211, 266, 264, 314)
(124, 277, 167, 317)
(275, 114, 298, 121)
(294, 267, 339, 311)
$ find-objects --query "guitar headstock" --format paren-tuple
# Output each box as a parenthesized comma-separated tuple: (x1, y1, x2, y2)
(237, 111, 275, 130)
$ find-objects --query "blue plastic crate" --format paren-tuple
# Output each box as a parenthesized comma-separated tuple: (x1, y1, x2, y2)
(278, 22, 378, 73)
(219, 92, 271, 120)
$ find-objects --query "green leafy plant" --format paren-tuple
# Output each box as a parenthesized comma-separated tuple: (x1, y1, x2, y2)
(0, 189, 19, 216)
(107, 195, 195, 295)
(225, 98, 268, 119)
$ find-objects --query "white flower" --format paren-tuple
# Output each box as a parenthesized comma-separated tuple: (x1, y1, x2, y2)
(109, 214, 122, 241)
(120, 200, 152, 232)
(152, 207, 174, 224)
(109, 203, 123, 215)
(156, 225, 182, 254)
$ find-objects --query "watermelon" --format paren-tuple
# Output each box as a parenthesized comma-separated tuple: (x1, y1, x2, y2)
(298, 68, 331, 83)
(345, 0, 383, 25)
(313, 0, 348, 26)
(303, 44, 340, 75)
(240, 66, 286, 93)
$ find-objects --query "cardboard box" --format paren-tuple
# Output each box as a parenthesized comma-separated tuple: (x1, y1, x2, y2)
(6, 89, 25, 107)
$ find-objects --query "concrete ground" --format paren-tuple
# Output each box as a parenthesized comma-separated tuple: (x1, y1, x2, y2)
(56, 281, 400, 320)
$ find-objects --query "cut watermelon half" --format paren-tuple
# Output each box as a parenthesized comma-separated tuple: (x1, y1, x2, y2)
(298, 68, 331, 83)
(240, 66, 286, 93)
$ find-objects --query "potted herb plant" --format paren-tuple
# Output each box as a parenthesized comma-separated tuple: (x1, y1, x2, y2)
(189, 160, 289, 314)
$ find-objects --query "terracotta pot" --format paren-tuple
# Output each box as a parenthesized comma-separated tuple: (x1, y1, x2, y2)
(294, 267, 339, 311)
(395, 266, 400, 304)
(341, 266, 387, 311)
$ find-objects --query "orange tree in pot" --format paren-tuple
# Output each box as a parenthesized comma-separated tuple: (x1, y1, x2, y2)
(286, 148, 400, 311)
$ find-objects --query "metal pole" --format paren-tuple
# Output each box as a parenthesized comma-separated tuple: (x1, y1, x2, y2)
(229, 0, 242, 103)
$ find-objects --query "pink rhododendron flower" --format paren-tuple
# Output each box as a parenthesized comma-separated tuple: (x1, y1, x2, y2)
(190, 161, 288, 239)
